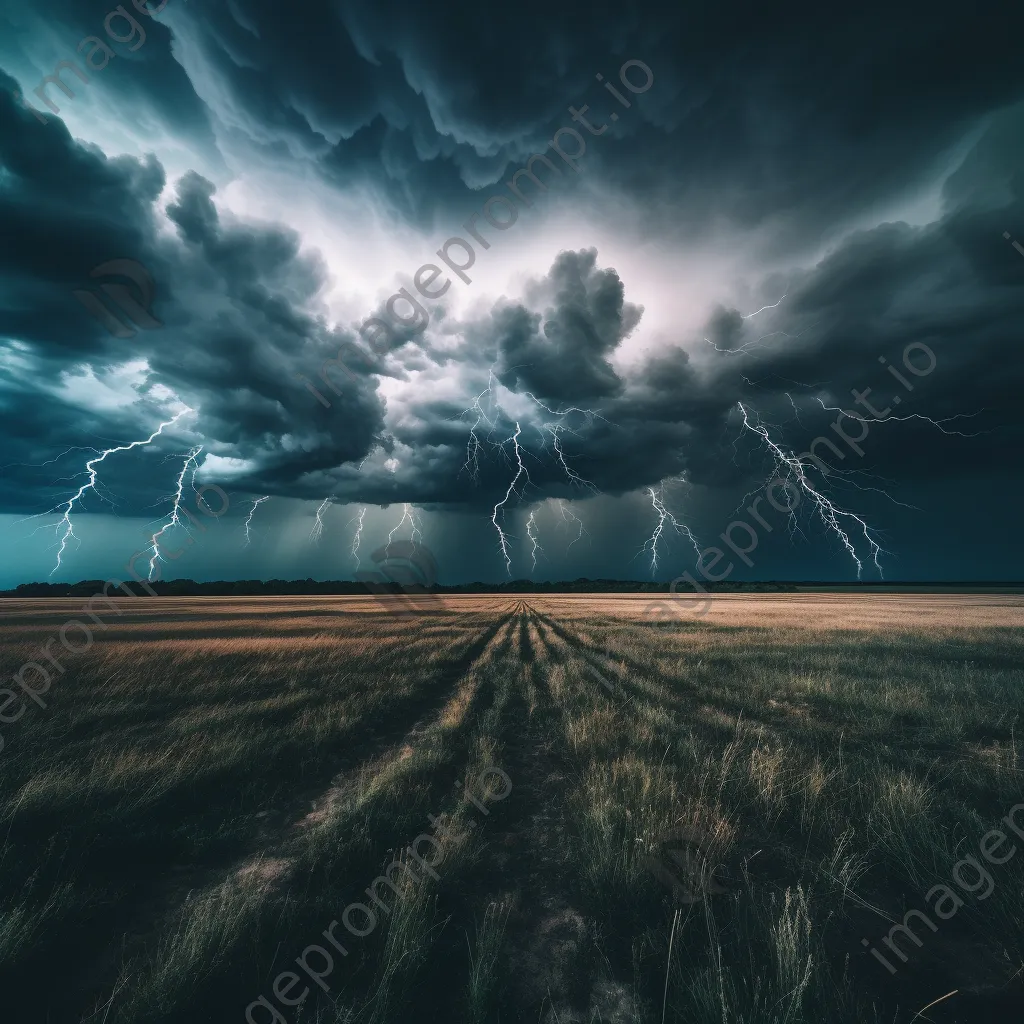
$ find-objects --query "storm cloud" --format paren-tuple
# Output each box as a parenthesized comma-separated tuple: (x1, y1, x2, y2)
(1, 0, 1022, 584)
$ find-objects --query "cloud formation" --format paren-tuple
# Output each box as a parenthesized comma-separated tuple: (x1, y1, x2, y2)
(0, 0, 1022, 581)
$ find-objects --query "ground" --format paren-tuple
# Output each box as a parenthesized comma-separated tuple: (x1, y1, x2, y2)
(0, 593, 1022, 1023)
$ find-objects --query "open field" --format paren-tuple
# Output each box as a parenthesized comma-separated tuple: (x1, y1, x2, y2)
(1, 593, 1023, 1023)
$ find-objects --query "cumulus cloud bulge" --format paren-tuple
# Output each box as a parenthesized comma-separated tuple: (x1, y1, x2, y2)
(0, 0, 1022, 588)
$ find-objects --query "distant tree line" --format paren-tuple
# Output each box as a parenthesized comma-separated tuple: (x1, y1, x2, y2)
(0, 577, 812, 597)
(13, 579, 1021, 598)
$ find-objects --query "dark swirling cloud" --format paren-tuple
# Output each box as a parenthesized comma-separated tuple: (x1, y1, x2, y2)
(1, 0, 1023, 582)
(2, 68, 1023, 527)
(492, 248, 640, 402)
(5, 0, 1021, 239)
(0, 77, 384, 513)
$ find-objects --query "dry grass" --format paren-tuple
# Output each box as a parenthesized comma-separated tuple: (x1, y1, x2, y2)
(0, 593, 1021, 1023)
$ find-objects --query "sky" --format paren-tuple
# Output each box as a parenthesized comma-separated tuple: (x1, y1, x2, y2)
(0, 0, 1022, 588)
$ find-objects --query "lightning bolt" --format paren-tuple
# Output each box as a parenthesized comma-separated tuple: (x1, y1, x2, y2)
(704, 295, 827, 360)
(25, 407, 193, 576)
(458, 373, 605, 495)
(525, 508, 543, 573)
(556, 499, 589, 551)
(242, 495, 270, 547)
(705, 322, 818, 357)
(736, 401, 885, 578)
(456, 374, 607, 572)
(310, 498, 332, 544)
(146, 445, 203, 579)
(460, 371, 498, 482)
(349, 506, 367, 569)
(491, 421, 530, 575)
(741, 374, 831, 391)
(812, 397, 985, 437)
(549, 428, 598, 492)
(1, 446, 103, 473)
(741, 294, 787, 319)
(358, 445, 380, 470)
(386, 503, 423, 557)
(522, 391, 605, 494)
(637, 485, 702, 579)
(1005, 231, 1024, 259)
(784, 392, 810, 431)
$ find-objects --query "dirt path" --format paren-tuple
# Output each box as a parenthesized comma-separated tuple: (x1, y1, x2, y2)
(463, 604, 635, 1023)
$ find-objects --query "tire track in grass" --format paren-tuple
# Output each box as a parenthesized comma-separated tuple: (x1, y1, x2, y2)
(531, 606, 696, 714)
(348, 607, 524, 1024)
(457, 604, 636, 1024)
(1, 619, 491, 919)
(533, 605, 899, 865)
(530, 609, 681, 749)
(284, 610, 517, 842)
(532, 610, 746, 846)
(480, 605, 575, 889)
(530, 609, 724, 1022)
(537, 602, 1024, 1024)
(531, 607, 869, 837)
(291, 609, 519, 864)
(66, 609, 518, 1024)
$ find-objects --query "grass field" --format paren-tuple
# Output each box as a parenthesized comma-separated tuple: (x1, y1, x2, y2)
(0, 593, 1022, 1023)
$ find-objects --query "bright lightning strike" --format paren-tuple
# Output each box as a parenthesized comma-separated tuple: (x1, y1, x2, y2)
(638, 485, 702, 578)
(522, 391, 604, 494)
(349, 506, 367, 569)
(29, 407, 193, 576)
(556, 499, 589, 551)
(309, 498, 332, 544)
(549, 430, 598, 492)
(460, 371, 498, 482)
(458, 373, 605, 496)
(741, 294, 787, 318)
(358, 445, 381, 470)
(705, 323, 818, 357)
(737, 401, 885, 578)
(1, 446, 102, 473)
(242, 495, 270, 547)
(812, 397, 985, 437)
(147, 445, 203, 579)
(491, 421, 530, 575)
(387, 503, 424, 557)
(457, 374, 607, 573)
(704, 295, 825, 360)
(525, 508, 543, 573)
